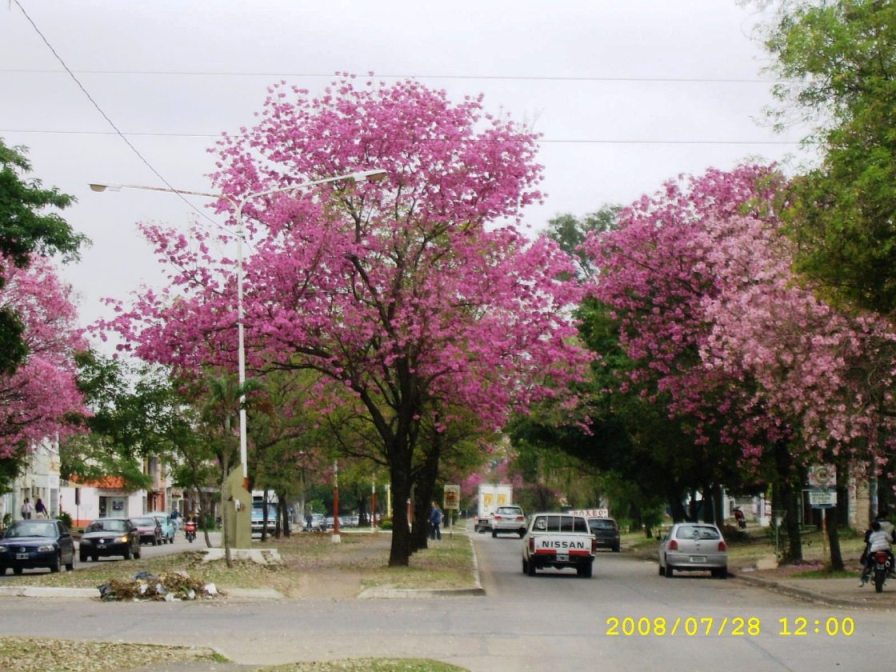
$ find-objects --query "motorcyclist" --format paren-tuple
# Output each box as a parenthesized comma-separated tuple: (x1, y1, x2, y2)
(860, 520, 894, 586)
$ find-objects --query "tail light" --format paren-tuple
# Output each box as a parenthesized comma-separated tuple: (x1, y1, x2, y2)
(718, 541, 727, 552)
(667, 539, 678, 551)
(875, 551, 889, 563)
(516, 516, 524, 521)
(528, 537, 535, 552)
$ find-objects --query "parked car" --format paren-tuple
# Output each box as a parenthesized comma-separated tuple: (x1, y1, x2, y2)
(147, 512, 176, 544)
(0, 519, 75, 575)
(658, 522, 727, 578)
(491, 505, 527, 538)
(130, 516, 163, 545)
(588, 517, 621, 552)
(78, 517, 141, 562)
(251, 502, 277, 537)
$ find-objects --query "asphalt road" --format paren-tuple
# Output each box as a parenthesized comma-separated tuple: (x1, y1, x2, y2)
(0, 531, 893, 671)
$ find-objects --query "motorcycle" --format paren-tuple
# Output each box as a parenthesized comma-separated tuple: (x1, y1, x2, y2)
(871, 550, 891, 593)
(184, 520, 197, 543)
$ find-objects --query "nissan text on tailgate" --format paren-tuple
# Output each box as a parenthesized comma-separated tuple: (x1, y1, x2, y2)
(522, 512, 596, 578)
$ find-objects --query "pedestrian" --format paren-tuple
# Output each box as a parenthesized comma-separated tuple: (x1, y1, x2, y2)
(170, 508, 180, 532)
(20, 498, 33, 519)
(429, 501, 443, 540)
(34, 498, 47, 519)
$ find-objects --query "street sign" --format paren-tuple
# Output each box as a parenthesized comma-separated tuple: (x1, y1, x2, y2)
(807, 464, 836, 489)
(443, 485, 460, 511)
(808, 488, 837, 509)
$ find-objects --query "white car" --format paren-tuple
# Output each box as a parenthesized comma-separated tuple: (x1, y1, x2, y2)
(491, 505, 527, 538)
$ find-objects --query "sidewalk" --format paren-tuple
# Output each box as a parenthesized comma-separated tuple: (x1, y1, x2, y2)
(732, 565, 896, 610)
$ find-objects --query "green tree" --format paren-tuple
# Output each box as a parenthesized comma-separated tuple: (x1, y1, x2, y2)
(545, 207, 619, 278)
(0, 140, 86, 374)
(764, 1, 896, 315)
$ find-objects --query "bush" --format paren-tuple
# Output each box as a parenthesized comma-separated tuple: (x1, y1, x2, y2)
(379, 517, 393, 530)
(57, 511, 73, 529)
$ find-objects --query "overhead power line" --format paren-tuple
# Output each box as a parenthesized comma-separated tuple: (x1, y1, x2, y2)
(1, 68, 779, 84)
(12, 0, 225, 232)
(0, 128, 801, 146)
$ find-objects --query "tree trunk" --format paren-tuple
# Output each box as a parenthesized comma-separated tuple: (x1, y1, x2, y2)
(668, 493, 687, 523)
(410, 431, 442, 552)
(389, 467, 412, 567)
(825, 459, 849, 571)
(773, 439, 802, 563)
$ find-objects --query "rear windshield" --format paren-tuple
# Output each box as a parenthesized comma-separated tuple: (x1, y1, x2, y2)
(496, 507, 522, 515)
(132, 517, 155, 525)
(88, 519, 127, 532)
(532, 515, 589, 533)
(675, 525, 721, 540)
(589, 518, 617, 530)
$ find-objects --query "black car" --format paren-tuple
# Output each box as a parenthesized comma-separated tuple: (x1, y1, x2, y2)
(0, 519, 75, 575)
(588, 517, 621, 552)
(78, 517, 141, 562)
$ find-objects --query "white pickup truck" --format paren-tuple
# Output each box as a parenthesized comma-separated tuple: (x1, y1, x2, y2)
(521, 512, 596, 578)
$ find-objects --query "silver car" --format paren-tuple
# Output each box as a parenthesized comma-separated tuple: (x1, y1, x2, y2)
(658, 523, 727, 578)
(491, 505, 526, 538)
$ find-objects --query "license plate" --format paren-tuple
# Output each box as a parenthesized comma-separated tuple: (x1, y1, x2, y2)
(689, 555, 707, 563)
(16, 553, 29, 560)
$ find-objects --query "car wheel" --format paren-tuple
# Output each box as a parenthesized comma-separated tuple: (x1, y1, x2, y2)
(491, 530, 497, 538)
(519, 529, 526, 538)
(527, 559, 537, 577)
(658, 564, 665, 576)
(92, 553, 99, 562)
(583, 563, 593, 578)
(49, 552, 60, 573)
(612, 544, 620, 553)
(80, 549, 88, 563)
(665, 564, 674, 578)
(714, 567, 728, 579)
(13, 567, 23, 576)
(65, 553, 74, 571)
(152, 537, 158, 546)
(123, 545, 131, 560)
(522, 559, 528, 574)
(133, 547, 141, 560)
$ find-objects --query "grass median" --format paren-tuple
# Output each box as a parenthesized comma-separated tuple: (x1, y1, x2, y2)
(1, 529, 478, 597)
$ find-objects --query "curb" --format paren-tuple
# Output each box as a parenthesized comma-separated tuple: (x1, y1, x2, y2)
(731, 572, 894, 610)
(357, 532, 486, 599)
(0, 586, 100, 598)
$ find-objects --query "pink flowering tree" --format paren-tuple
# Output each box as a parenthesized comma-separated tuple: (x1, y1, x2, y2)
(107, 77, 588, 565)
(585, 165, 896, 558)
(0, 255, 86, 460)
(584, 167, 788, 505)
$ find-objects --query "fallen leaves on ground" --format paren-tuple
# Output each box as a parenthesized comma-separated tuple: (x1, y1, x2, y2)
(0, 636, 223, 672)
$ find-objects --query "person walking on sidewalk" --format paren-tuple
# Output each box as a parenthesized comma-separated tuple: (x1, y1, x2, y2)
(429, 502, 443, 540)
(20, 498, 33, 519)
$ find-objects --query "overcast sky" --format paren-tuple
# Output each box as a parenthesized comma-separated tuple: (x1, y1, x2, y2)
(2, 0, 809, 345)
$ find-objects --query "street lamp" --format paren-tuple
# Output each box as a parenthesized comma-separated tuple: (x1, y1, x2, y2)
(90, 168, 386, 494)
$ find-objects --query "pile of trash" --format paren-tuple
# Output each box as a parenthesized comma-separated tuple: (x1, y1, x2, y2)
(98, 570, 222, 602)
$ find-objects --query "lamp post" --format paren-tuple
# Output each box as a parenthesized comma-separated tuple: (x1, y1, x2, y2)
(332, 460, 341, 544)
(90, 168, 386, 544)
